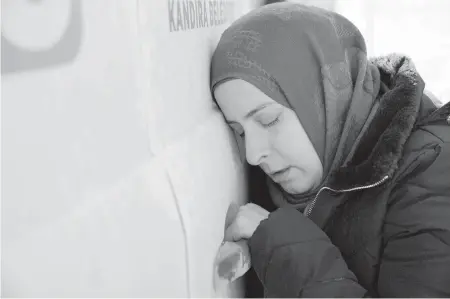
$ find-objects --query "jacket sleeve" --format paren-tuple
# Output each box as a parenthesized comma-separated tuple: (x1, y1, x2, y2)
(377, 139, 450, 297)
(249, 207, 367, 297)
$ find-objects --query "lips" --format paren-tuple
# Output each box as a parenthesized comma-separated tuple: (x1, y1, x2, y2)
(270, 167, 291, 182)
(271, 168, 288, 175)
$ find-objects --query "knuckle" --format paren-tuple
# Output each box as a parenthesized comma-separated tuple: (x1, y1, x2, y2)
(235, 215, 245, 227)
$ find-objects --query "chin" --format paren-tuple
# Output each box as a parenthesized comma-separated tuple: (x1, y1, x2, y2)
(281, 182, 309, 194)
(280, 180, 310, 195)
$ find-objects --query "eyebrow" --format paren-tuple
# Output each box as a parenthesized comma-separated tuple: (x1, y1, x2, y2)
(227, 103, 274, 125)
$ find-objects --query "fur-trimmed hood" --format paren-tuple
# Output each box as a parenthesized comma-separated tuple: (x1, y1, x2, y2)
(327, 53, 429, 191)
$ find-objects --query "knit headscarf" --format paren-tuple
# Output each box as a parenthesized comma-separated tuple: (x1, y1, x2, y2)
(210, 3, 381, 208)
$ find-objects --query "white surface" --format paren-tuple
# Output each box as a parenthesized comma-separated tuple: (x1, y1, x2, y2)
(138, 1, 251, 296)
(163, 113, 246, 297)
(1, 0, 254, 297)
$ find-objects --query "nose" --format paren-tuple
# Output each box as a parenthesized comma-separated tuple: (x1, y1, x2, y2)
(245, 129, 269, 166)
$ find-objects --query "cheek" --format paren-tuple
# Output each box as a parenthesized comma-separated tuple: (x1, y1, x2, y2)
(274, 121, 323, 188)
(273, 122, 312, 167)
(232, 132, 246, 164)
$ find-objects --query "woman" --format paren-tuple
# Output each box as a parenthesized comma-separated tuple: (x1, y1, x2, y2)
(210, 2, 450, 297)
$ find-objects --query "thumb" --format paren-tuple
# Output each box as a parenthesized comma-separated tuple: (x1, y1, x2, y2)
(223, 220, 242, 242)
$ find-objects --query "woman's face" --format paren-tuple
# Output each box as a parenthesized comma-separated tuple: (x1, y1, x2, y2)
(214, 79, 323, 195)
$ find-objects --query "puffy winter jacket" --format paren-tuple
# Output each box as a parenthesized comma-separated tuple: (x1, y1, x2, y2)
(247, 56, 450, 297)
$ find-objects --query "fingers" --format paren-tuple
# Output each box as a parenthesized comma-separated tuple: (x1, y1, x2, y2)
(214, 240, 251, 287)
(223, 203, 270, 242)
(245, 203, 270, 218)
(224, 219, 242, 242)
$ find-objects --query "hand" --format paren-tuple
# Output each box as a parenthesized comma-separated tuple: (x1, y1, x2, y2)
(214, 240, 251, 285)
(224, 203, 270, 242)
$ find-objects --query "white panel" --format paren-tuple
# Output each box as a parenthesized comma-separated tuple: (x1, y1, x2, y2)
(137, 0, 256, 151)
(137, 0, 255, 296)
(163, 113, 247, 297)
(2, 0, 258, 297)
(1, 0, 188, 296)
(2, 158, 188, 297)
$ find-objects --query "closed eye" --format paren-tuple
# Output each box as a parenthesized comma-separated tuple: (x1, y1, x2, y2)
(257, 109, 283, 128)
(264, 117, 280, 128)
(237, 116, 280, 137)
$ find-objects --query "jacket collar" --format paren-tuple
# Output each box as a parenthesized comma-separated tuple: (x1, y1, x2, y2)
(417, 101, 450, 127)
(327, 54, 426, 191)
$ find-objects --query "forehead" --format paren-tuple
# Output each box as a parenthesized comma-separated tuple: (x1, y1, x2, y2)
(213, 79, 276, 118)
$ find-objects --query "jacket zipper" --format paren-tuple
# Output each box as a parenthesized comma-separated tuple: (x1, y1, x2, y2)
(303, 175, 390, 217)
